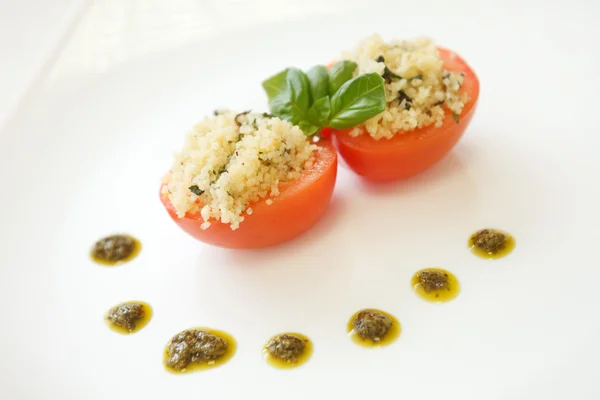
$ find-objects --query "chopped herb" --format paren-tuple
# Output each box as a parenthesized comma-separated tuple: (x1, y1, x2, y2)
(376, 54, 404, 82)
(234, 110, 252, 127)
(210, 166, 229, 184)
(397, 90, 412, 110)
(410, 75, 422, 81)
(226, 191, 232, 196)
(382, 66, 402, 83)
(434, 100, 444, 107)
(252, 120, 258, 130)
(189, 185, 204, 196)
(213, 110, 221, 116)
(262, 112, 272, 118)
(452, 112, 460, 124)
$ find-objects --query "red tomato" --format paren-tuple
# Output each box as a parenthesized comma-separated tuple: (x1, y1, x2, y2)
(160, 140, 338, 249)
(326, 48, 479, 182)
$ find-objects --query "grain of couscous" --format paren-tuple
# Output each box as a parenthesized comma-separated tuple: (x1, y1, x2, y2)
(162, 111, 317, 230)
(341, 34, 469, 140)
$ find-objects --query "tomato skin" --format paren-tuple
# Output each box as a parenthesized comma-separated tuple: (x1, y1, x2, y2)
(160, 140, 338, 249)
(328, 48, 479, 182)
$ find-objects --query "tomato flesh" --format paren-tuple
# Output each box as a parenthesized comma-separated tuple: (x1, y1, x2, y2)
(160, 140, 338, 249)
(327, 48, 479, 182)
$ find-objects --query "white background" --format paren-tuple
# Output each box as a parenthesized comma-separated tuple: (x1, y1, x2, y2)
(1, 1, 600, 399)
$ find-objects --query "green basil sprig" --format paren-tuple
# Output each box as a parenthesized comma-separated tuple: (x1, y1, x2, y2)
(262, 61, 386, 135)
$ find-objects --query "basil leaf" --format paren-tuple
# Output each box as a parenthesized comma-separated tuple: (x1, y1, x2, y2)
(263, 64, 384, 135)
(266, 68, 312, 126)
(262, 69, 289, 101)
(328, 60, 357, 95)
(307, 97, 331, 127)
(329, 73, 386, 129)
(307, 65, 330, 101)
(298, 121, 320, 136)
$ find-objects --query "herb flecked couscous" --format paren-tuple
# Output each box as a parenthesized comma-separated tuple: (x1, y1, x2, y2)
(162, 111, 318, 230)
(341, 34, 469, 140)
(324, 34, 479, 182)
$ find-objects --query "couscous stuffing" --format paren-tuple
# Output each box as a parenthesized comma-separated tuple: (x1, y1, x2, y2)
(341, 34, 469, 140)
(162, 111, 317, 230)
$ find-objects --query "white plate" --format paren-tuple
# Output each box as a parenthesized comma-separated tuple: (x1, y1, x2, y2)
(1, 1, 600, 399)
